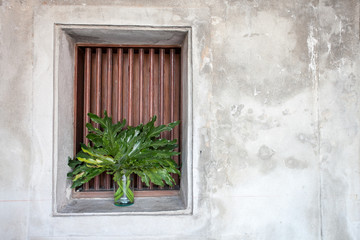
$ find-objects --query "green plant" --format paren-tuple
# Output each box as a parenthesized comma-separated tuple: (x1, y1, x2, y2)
(67, 111, 180, 205)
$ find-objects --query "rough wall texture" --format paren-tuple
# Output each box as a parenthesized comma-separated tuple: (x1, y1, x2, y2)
(1, 0, 359, 239)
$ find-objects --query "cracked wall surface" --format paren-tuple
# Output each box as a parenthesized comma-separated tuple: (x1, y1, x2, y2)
(1, 0, 360, 239)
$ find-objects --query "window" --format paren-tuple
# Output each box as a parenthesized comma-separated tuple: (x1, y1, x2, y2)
(53, 25, 192, 215)
(73, 45, 182, 198)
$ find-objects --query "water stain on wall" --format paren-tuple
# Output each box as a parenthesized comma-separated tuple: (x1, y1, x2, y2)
(257, 145, 275, 160)
(284, 157, 308, 169)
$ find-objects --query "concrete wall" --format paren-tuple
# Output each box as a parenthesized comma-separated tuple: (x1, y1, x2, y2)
(1, 0, 359, 239)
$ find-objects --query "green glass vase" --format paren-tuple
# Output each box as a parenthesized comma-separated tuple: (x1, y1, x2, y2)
(114, 174, 134, 206)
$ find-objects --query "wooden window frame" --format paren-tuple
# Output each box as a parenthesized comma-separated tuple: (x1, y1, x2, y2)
(72, 44, 182, 198)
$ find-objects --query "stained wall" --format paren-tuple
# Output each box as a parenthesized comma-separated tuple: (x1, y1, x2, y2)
(1, 0, 359, 239)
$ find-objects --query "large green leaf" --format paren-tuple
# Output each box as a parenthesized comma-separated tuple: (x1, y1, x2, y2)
(67, 157, 105, 188)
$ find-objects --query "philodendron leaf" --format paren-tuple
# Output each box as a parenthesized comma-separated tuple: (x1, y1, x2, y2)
(80, 145, 115, 165)
(88, 112, 106, 128)
(167, 120, 180, 129)
(86, 123, 103, 136)
(68, 157, 80, 169)
(147, 120, 180, 138)
(70, 168, 105, 188)
(112, 119, 126, 136)
(86, 133, 103, 147)
(149, 139, 178, 149)
(67, 156, 105, 188)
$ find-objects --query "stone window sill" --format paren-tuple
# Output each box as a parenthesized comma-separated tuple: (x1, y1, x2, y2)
(56, 195, 189, 216)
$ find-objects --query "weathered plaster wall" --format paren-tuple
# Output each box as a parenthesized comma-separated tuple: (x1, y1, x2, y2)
(1, 0, 359, 239)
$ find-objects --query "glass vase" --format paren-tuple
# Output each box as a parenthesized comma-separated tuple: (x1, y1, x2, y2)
(114, 174, 134, 206)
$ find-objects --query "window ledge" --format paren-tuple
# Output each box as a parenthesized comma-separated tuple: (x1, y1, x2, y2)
(55, 195, 190, 216)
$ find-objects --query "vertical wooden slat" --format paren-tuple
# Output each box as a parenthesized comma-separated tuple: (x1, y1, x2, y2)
(95, 48, 102, 118)
(83, 48, 92, 144)
(112, 52, 118, 121)
(89, 52, 97, 190)
(133, 51, 140, 127)
(153, 50, 160, 126)
(128, 48, 134, 126)
(135, 49, 144, 190)
(159, 49, 165, 127)
(170, 49, 175, 127)
(163, 50, 171, 140)
(105, 48, 113, 190)
(136, 49, 145, 189)
(90, 52, 96, 118)
(106, 48, 113, 115)
(148, 48, 155, 190)
(139, 48, 144, 123)
(101, 53, 107, 116)
(117, 48, 123, 121)
(158, 48, 165, 187)
(122, 51, 129, 122)
(149, 48, 155, 118)
(93, 48, 102, 190)
(83, 48, 92, 191)
(142, 50, 150, 121)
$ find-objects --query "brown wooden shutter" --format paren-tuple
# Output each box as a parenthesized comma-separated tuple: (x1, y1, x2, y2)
(73, 45, 181, 197)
